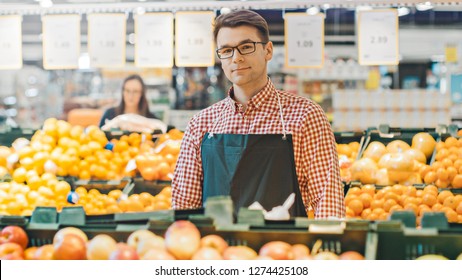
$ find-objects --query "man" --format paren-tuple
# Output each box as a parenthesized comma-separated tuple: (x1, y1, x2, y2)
(172, 10, 345, 219)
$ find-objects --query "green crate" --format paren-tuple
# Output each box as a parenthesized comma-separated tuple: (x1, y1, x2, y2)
(373, 229, 462, 260)
(0, 128, 36, 147)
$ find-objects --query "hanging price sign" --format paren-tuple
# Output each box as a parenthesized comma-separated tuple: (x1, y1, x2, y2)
(135, 13, 173, 68)
(175, 11, 215, 67)
(358, 9, 399, 65)
(88, 14, 126, 68)
(0, 15, 22, 69)
(285, 13, 324, 68)
(42, 15, 80, 69)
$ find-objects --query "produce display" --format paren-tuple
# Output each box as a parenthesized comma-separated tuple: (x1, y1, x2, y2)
(0, 118, 182, 215)
(345, 184, 462, 223)
(0, 223, 366, 260)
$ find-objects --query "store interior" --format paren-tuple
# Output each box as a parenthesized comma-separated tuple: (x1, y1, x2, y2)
(0, 0, 461, 130)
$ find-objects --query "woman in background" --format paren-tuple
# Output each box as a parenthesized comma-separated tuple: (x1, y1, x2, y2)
(99, 74, 157, 128)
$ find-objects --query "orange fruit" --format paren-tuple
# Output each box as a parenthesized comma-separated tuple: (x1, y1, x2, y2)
(456, 202, 462, 215)
(424, 171, 437, 184)
(437, 190, 454, 204)
(383, 199, 398, 212)
(345, 207, 355, 218)
(422, 193, 437, 207)
(371, 199, 384, 210)
(360, 208, 372, 219)
(452, 174, 462, 188)
(423, 185, 438, 195)
(443, 196, 458, 210)
(347, 199, 364, 216)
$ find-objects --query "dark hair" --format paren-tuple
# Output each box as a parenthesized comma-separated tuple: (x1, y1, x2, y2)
(115, 74, 151, 117)
(213, 10, 270, 43)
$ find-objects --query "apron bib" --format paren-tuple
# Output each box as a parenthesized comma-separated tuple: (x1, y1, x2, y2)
(201, 133, 307, 217)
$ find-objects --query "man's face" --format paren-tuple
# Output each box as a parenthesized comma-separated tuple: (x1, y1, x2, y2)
(216, 25, 273, 88)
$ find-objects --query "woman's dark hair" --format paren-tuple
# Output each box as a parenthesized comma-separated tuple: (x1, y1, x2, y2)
(114, 74, 151, 117)
(213, 10, 270, 43)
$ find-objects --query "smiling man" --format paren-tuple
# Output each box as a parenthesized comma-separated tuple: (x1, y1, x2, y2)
(172, 10, 345, 219)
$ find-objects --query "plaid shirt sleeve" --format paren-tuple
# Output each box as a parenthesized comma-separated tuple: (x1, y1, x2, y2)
(300, 102, 345, 219)
(171, 114, 204, 209)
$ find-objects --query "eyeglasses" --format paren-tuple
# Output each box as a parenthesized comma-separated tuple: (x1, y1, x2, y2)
(216, 41, 267, 59)
(123, 89, 142, 95)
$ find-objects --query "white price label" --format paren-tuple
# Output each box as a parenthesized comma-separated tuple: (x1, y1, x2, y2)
(175, 11, 215, 67)
(88, 14, 126, 68)
(42, 15, 80, 69)
(285, 13, 324, 68)
(358, 9, 399, 65)
(0, 16, 22, 69)
(135, 13, 173, 68)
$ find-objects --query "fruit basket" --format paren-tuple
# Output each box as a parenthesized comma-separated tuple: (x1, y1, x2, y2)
(72, 177, 133, 194)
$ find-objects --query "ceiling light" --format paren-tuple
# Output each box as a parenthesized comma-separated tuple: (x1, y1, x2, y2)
(306, 7, 320, 15)
(398, 7, 410, 17)
(416, 2, 433, 11)
(39, 0, 53, 8)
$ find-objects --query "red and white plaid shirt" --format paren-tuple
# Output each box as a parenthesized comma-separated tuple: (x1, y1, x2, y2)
(172, 80, 345, 219)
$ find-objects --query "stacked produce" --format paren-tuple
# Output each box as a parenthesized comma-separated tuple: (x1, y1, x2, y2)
(421, 136, 462, 188)
(349, 132, 436, 185)
(0, 223, 366, 260)
(345, 184, 462, 223)
(0, 118, 183, 215)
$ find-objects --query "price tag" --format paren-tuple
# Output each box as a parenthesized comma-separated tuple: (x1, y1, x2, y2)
(42, 15, 80, 69)
(135, 13, 173, 68)
(285, 13, 324, 68)
(175, 11, 215, 67)
(88, 14, 126, 68)
(358, 9, 399, 65)
(0, 15, 22, 69)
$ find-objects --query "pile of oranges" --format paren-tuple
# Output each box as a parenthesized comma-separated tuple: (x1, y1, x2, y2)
(421, 136, 462, 188)
(72, 185, 172, 215)
(345, 184, 462, 224)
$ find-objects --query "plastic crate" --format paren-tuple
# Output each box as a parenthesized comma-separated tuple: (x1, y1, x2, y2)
(0, 128, 35, 146)
(131, 177, 171, 196)
(373, 229, 462, 260)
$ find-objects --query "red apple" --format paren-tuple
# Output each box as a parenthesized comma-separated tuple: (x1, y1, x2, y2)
(136, 236, 165, 258)
(53, 233, 87, 260)
(109, 243, 139, 260)
(0, 225, 29, 249)
(339, 251, 365, 260)
(192, 247, 223, 260)
(259, 241, 294, 260)
(53, 227, 88, 244)
(33, 244, 54, 260)
(164, 220, 201, 260)
(291, 244, 311, 259)
(86, 234, 117, 260)
(141, 248, 176, 260)
(126, 229, 158, 248)
(0, 242, 24, 259)
(223, 246, 257, 260)
(200, 235, 228, 254)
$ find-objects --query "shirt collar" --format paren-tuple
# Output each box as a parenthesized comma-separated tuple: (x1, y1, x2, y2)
(226, 79, 277, 112)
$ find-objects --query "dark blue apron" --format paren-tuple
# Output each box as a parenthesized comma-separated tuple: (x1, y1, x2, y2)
(201, 133, 307, 217)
